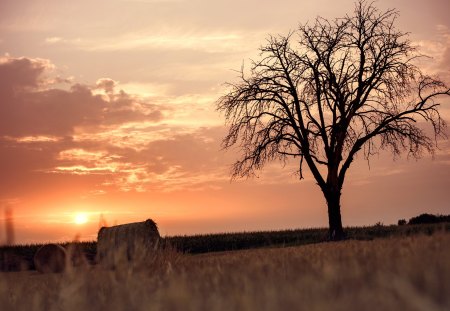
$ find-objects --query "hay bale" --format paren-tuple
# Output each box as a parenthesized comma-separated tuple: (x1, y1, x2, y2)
(34, 244, 67, 273)
(97, 219, 160, 268)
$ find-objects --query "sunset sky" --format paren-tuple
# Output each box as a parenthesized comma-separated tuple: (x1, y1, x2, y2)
(1, 0, 449, 244)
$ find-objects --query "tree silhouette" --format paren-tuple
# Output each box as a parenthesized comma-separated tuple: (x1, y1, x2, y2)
(217, 1, 450, 240)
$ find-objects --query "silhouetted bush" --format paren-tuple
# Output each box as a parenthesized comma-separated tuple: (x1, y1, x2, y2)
(408, 213, 450, 225)
(397, 219, 407, 226)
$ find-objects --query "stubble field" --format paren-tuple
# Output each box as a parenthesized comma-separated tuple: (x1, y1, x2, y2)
(1, 231, 449, 311)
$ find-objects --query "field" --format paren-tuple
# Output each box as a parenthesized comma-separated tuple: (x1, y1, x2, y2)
(2, 222, 449, 271)
(0, 225, 449, 310)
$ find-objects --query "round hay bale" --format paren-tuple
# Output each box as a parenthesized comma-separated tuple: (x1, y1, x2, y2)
(97, 219, 160, 268)
(34, 244, 67, 273)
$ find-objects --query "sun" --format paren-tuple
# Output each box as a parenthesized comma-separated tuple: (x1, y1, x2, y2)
(74, 213, 89, 225)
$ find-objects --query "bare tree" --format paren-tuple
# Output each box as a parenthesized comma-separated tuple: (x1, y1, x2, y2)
(217, 1, 450, 240)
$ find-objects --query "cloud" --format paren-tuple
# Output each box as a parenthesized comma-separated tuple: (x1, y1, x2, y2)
(0, 56, 54, 93)
(45, 31, 256, 54)
(0, 56, 163, 137)
(120, 0, 185, 3)
(45, 37, 63, 43)
(0, 55, 233, 197)
(65, 127, 231, 192)
(96, 78, 117, 94)
(414, 25, 450, 82)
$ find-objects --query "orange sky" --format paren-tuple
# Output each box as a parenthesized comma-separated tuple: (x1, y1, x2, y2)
(0, 0, 449, 244)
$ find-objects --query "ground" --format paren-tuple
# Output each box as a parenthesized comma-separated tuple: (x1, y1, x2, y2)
(0, 232, 449, 310)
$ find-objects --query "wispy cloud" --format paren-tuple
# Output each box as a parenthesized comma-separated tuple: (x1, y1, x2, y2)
(4, 135, 62, 143)
(414, 25, 450, 82)
(120, 0, 185, 3)
(43, 31, 260, 53)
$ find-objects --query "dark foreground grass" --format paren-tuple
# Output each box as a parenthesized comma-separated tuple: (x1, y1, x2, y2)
(1, 222, 449, 271)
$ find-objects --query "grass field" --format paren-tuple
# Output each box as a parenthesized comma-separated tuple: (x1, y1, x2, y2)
(0, 228, 449, 310)
(1, 222, 449, 272)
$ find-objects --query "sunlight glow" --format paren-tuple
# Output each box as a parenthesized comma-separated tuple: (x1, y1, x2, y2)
(74, 213, 89, 225)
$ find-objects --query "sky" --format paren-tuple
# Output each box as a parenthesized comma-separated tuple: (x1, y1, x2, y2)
(0, 0, 449, 244)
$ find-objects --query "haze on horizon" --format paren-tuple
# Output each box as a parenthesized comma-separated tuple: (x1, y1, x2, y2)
(0, 0, 449, 244)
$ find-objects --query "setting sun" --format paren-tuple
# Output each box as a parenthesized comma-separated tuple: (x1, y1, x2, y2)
(74, 213, 89, 225)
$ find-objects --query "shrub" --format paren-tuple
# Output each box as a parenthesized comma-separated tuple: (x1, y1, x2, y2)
(397, 219, 407, 226)
(408, 213, 450, 225)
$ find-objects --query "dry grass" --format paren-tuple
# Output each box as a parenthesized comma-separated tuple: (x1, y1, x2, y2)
(0, 233, 449, 311)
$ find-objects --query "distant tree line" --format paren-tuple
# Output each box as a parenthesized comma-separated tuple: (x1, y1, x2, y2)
(398, 213, 450, 226)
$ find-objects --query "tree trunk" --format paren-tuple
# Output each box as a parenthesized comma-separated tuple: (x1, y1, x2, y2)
(326, 190, 345, 240)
